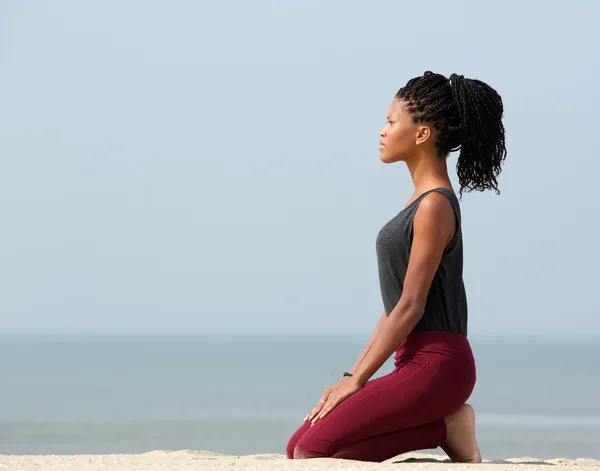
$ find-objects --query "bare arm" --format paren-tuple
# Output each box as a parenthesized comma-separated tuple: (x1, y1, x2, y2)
(305, 311, 387, 423)
(353, 193, 456, 385)
(349, 311, 387, 375)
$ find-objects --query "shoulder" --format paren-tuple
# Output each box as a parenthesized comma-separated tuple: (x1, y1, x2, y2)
(413, 191, 456, 236)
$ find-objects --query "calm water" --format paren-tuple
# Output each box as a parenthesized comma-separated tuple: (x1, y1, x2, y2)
(0, 333, 598, 459)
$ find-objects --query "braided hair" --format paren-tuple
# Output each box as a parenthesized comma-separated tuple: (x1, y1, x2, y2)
(396, 71, 506, 196)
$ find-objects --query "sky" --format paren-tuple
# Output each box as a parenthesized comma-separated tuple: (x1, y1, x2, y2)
(1, 0, 599, 336)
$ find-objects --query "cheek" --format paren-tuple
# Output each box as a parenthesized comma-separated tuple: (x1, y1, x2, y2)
(386, 126, 414, 157)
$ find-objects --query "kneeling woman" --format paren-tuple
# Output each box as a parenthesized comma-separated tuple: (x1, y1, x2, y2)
(286, 71, 506, 463)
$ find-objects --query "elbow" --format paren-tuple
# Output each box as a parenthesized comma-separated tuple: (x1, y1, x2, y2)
(406, 302, 425, 322)
(391, 298, 425, 323)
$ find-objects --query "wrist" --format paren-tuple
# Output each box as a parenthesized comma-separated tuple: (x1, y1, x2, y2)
(352, 369, 369, 386)
(344, 370, 367, 386)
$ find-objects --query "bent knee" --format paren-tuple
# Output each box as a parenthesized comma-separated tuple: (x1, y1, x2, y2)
(286, 438, 297, 459)
(293, 444, 328, 459)
(292, 436, 334, 459)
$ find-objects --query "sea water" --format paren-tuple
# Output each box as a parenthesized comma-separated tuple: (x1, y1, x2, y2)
(1, 333, 598, 459)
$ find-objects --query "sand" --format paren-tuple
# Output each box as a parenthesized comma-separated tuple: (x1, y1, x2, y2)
(1, 451, 599, 471)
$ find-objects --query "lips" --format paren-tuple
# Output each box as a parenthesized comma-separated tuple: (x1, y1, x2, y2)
(379, 141, 385, 147)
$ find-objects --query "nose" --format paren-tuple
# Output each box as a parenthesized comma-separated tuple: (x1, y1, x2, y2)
(380, 128, 386, 137)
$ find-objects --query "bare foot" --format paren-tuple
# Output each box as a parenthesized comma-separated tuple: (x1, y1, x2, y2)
(441, 403, 482, 463)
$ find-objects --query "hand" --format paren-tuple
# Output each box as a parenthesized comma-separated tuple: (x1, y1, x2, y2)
(304, 378, 346, 423)
(307, 377, 363, 425)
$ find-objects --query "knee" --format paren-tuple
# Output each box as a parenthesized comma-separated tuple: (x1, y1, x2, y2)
(285, 438, 296, 459)
(292, 435, 332, 459)
(287, 439, 319, 460)
(293, 445, 319, 459)
(286, 433, 310, 459)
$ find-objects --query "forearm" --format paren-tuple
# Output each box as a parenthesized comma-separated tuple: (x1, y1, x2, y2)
(353, 303, 423, 385)
(349, 312, 387, 375)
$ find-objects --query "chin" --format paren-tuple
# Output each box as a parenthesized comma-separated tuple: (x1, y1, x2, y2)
(380, 151, 402, 164)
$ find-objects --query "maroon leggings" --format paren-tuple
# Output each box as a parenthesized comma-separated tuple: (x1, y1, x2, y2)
(286, 330, 476, 462)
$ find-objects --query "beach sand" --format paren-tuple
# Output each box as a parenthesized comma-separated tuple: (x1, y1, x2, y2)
(1, 451, 599, 470)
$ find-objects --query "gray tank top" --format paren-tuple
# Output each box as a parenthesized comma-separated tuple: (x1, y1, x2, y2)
(375, 187, 467, 336)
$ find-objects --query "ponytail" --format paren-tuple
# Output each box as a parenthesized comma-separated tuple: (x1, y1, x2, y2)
(449, 74, 507, 195)
(396, 71, 507, 196)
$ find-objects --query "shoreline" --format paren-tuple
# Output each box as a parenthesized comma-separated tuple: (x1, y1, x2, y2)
(1, 451, 599, 470)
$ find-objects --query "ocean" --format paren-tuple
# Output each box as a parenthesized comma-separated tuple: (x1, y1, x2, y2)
(1, 333, 598, 460)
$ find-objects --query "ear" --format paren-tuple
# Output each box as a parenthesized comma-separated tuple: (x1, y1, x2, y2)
(415, 124, 432, 146)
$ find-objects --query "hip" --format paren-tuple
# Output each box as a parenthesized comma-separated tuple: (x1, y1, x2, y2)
(393, 329, 475, 373)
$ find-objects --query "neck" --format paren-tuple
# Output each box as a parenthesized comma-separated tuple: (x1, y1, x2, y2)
(406, 148, 452, 195)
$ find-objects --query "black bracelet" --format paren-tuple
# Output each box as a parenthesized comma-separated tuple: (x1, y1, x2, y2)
(343, 371, 353, 377)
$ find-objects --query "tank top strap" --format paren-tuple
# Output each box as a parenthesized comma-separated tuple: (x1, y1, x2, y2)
(406, 187, 460, 222)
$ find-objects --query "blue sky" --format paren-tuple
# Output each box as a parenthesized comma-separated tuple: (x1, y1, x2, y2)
(1, 0, 599, 335)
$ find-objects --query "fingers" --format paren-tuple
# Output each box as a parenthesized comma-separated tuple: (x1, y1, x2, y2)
(317, 399, 338, 421)
(308, 380, 361, 426)
(311, 394, 340, 425)
(306, 405, 323, 422)
(305, 403, 323, 422)
(304, 393, 328, 422)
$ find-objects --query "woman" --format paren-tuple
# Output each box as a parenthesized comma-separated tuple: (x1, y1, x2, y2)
(286, 71, 506, 463)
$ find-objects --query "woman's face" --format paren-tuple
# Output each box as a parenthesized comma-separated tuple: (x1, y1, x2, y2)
(378, 99, 421, 164)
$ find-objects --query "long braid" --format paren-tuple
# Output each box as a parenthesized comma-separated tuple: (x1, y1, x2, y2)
(395, 71, 507, 196)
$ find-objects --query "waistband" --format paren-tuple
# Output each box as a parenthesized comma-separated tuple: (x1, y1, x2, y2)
(395, 329, 471, 356)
